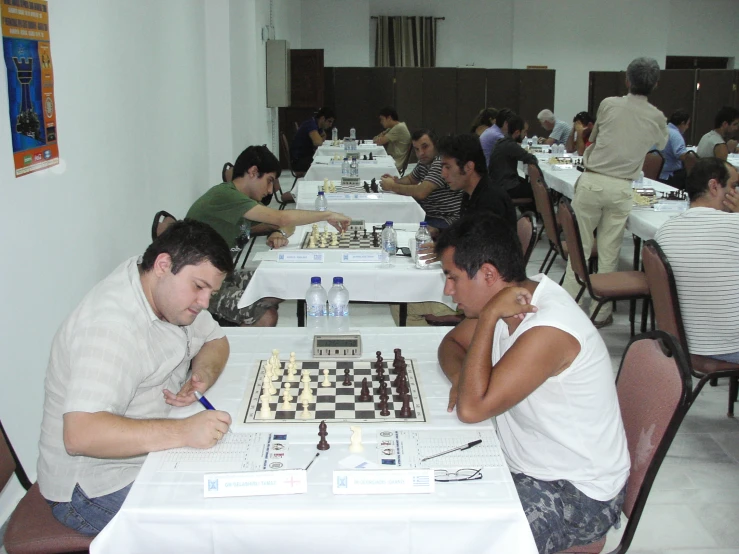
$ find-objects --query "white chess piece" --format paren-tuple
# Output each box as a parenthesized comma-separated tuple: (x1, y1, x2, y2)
(300, 399, 311, 419)
(282, 383, 293, 403)
(331, 233, 338, 246)
(289, 352, 296, 362)
(300, 385, 314, 402)
(309, 236, 316, 248)
(271, 349, 280, 366)
(260, 394, 272, 418)
(301, 370, 311, 384)
(287, 362, 298, 382)
(349, 426, 364, 453)
(323, 178, 329, 192)
(321, 369, 331, 387)
(263, 374, 276, 396)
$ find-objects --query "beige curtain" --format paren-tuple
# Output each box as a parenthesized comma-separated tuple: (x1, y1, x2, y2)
(375, 16, 436, 68)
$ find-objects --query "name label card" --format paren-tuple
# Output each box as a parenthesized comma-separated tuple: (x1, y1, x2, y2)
(277, 252, 324, 263)
(332, 469, 435, 495)
(204, 469, 307, 498)
(342, 252, 383, 263)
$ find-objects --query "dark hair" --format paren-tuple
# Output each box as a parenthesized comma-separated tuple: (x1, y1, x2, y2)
(470, 108, 498, 133)
(506, 114, 526, 136)
(315, 107, 335, 120)
(573, 111, 595, 125)
(495, 108, 514, 128)
(378, 106, 399, 120)
(232, 145, 281, 180)
(714, 106, 739, 129)
(435, 214, 526, 282)
(411, 128, 437, 145)
(668, 110, 690, 127)
(436, 134, 487, 176)
(684, 157, 731, 202)
(141, 219, 235, 275)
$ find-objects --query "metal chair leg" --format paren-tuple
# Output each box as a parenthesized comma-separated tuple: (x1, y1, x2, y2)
(728, 376, 737, 417)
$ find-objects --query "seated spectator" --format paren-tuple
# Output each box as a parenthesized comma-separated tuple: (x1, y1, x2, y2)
(480, 107, 514, 166)
(659, 109, 691, 188)
(696, 106, 739, 160)
(488, 114, 538, 212)
(655, 157, 739, 363)
(290, 107, 335, 171)
(565, 111, 595, 155)
(372, 106, 411, 171)
(470, 107, 499, 136)
(537, 109, 573, 146)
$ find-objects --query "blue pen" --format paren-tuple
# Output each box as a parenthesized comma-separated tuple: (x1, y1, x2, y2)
(194, 391, 231, 433)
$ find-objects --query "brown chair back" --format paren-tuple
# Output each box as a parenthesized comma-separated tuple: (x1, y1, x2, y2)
(0, 421, 30, 492)
(151, 210, 177, 241)
(557, 198, 590, 285)
(517, 211, 537, 266)
(398, 142, 413, 176)
(682, 150, 698, 175)
(222, 162, 234, 183)
(642, 150, 664, 181)
(529, 164, 564, 256)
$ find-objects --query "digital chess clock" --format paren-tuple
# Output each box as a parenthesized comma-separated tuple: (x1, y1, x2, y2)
(313, 335, 362, 358)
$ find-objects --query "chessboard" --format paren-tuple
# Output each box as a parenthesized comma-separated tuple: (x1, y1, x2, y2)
(237, 357, 427, 424)
(320, 181, 379, 194)
(300, 229, 381, 249)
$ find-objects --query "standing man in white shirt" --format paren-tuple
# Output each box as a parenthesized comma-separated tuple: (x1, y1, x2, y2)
(38, 220, 234, 535)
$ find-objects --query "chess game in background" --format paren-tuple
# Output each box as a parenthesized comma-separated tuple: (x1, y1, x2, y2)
(237, 356, 427, 424)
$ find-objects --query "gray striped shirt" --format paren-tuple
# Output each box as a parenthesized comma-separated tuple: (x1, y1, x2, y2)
(411, 157, 463, 224)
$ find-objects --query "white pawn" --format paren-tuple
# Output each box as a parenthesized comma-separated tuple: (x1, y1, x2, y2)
(271, 349, 280, 366)
(282, 383, 293, 403)
(349, 426, 364, 453)
(331, 233, 338, 246)
(300, 399, 311, 419)
(260, 394, 272, 418)
(323, 178, 329, 192)
(321, 369, 331, 387)
(312, 223, 318, 236)
(300, 385, 314, 402)
(287, 363, 298, 382)
(289, 351, 296, 363)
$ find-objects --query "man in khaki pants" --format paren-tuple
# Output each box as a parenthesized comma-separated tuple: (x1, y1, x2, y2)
(562, 57, 668, 327)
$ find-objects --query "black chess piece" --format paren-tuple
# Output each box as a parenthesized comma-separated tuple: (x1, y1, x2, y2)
(369, 152, 374, 160)
(363, 182, 370, 193)
(362, 154, 367, 161)
(370, 178, 379, 193)
(399, 394, 412, 418)
(317, 420, 330, 450)
(342, 368, 352, 386)
(379, 397, 390, 416)
(363, 228, 368, 239)
(379, 380, 388, 397)
(376, 365, 385, 380)
(393, 367, 406, 389)
(353, 229, 359, 240)
(359, 378, 372, 401)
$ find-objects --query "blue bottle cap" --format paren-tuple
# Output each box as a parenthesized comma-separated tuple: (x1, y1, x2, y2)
(420, 221, 427, 227)
(333, 277, 343, 285)
(318, 191, 325, 196)
(385, 221, 393, 226)
(311, 276, 321, 284)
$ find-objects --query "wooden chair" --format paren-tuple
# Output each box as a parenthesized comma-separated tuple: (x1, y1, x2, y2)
(558, 198, 649, 335)
(558, 330, 693, 553)
(517, 211, 538, 266)
(222, 162, 234, 183)
(1, 420, 93, 554)
(151, 210, 177, 241)
(682, 150, 698, 176)
(641, 240, 739, 417)
(642, 150, 665, 181)
(397, 142, 414, 177)
(279, 132, 306, 193)
(529, 164, 597, 281)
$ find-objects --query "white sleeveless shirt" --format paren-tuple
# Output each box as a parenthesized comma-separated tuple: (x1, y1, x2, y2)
(493, 274, 630, 501)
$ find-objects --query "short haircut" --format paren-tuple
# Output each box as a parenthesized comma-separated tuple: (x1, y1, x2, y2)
(470, 108, 498, 132)
(232, 145, 281, 180)
(684, 157, 731, 202)
(495, 108, 514, 128)
(506, 114, 526, 136)
(668, 110, 690, 127)
(437, 134, 488, 176)
(315, 107, 335, 120)
(573, 111, 595, 125)
(714, 106, 739, 129)
(435, 214, 526, 282)
(411, 128, 437, 145)
(537, 109, 555, 123)
(141, 219, 235, 275)
(378, 106, 399, 120)
(626, 57, 660, 96)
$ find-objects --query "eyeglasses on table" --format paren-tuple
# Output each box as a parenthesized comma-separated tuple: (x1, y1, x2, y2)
(433, 468, 483, 482)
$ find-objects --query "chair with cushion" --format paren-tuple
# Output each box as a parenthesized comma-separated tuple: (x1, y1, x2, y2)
(1, 420, 93, 554)
(558, 198, 649, 335)
(517, 211, 538, 266)
(529, 164, 597, 281)
(151, 210, 177, 241)
(558, 330, 692, 553)
(642, 150, 664, 181)
(641, 240, 739, 417)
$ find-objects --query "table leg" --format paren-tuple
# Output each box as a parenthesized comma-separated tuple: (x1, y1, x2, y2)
(297, 299, 305, 327)
(399, 303, 407, 327)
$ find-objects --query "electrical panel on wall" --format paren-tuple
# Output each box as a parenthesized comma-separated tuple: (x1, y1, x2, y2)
(266, 40, 290, 107)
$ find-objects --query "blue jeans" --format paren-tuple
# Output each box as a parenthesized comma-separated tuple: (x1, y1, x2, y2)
(711, 351, 739, 364)
(424, 217, 450, 230)
(47, 482, 132, 536)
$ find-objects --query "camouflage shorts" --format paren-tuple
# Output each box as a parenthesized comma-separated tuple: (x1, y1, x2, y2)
(210, 270, 278, 326)
(512, 472, 626, 554)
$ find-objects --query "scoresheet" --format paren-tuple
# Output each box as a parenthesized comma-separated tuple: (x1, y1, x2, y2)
(376, 429, 504, 469)
(158, 433, 291, 472)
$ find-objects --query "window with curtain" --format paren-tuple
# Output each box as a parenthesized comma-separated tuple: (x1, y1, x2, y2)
(374, 16, 437, 68)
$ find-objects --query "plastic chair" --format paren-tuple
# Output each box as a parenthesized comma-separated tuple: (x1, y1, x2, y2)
(151, 210, 177, 241)
(558, 330, 693, 553)
(558, 198, 649, 336)
(0, 420, 93, 554)
(642, 240, 739, 417)
(517, 211, 537, 266)
(642, 150, 664, 181)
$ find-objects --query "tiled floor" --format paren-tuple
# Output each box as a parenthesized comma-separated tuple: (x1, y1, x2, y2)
(267, 221, 739, 553)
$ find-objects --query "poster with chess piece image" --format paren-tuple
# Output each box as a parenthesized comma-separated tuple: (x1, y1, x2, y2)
(2, 0, 60, 177)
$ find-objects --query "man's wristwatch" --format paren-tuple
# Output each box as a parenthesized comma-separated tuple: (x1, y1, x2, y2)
(273, 229, 288, 239)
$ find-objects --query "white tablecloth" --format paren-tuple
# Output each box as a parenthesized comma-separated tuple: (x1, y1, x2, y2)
(296, 181, 426, 224)
(316, 143, 389, 158)
(237, 223, 453, 309)
(728, 153, 739, 169)
(304, 156, 399, 182)
(90, 328, 537, 554)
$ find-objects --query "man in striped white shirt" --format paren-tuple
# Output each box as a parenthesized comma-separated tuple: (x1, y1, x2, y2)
(655, 157, 739, 363)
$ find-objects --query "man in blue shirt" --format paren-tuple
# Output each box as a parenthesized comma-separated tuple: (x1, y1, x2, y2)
(480, 108, 513, 167)
(659, 110, 690, 188)
(290, 107, 335, 171)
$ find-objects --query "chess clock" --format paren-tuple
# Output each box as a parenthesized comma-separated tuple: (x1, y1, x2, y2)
(313, 334, 362, 358)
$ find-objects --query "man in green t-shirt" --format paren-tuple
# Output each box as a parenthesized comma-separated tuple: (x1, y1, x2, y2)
(187, 145, 351, 326)
(373, 107, 411, 171)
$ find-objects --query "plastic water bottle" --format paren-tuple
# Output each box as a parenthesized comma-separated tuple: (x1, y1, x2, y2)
(350, 157, 358, 177)
(332, 127, 338, 142)
(327, 277, 350, 331)
(415, 222, 433, 269)
(305, 277, 327, 331)
(381, 221, 397, 266)
(315, 191, 328, 211)
(341, 157, 349, 176)
(350, 127, 356, 140)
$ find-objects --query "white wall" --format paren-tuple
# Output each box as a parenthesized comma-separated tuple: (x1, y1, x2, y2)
(302, 0, 371, 67)
(667, 0, 739, 60)
(0, 0, 209, 519)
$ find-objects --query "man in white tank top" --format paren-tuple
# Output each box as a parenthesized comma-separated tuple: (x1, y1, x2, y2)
(435, 215, 630, 554)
